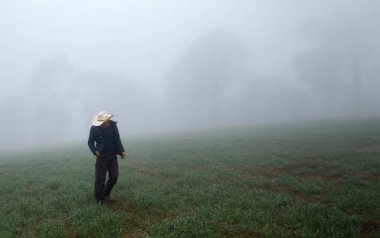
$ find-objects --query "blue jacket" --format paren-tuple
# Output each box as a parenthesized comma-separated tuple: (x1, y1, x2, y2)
(88, 120, 125, 156)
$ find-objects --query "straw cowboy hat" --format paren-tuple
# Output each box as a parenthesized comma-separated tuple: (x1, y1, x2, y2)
(92, 111, 114, 126)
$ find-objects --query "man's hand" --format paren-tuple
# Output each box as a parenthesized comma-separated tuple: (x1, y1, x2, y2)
(95, 151, 100, 157)
(120, 152, 126, 159)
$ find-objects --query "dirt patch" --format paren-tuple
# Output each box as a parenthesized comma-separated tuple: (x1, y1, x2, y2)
(108, 198, 135, 214)
(257, 184, 305, 200)
(209, 180, 304, 201)
(248, 163, 320, 176)
(346, 144, 379, 150)
(231, 164, 287, 177)
(352, 171, 380, 182)
(299, 172, 344, 182)
(232, 161, 343, 183)
(215, 222, 265, 238)
(107, 198, 138, 238)
(270, 185, 304, 199)
(232, 232, 264, 238)
(62, 218, 76, 238)
(248, 166, 282, 177)
(208, 178, 227, 185)
(137, 167, 158, 177)
(108, 197, 178, 238)
(207, 177, 307, 201)
(280, 162, 321, 172)
(363, 173, 380, 182)
(134, 165, 169, 179)
(188, 165, 201, 171)
(361, 219, 380, 238)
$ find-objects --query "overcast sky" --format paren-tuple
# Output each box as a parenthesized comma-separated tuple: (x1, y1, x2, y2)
(1, 0, 379, 152)
(1, 0, 332, 96)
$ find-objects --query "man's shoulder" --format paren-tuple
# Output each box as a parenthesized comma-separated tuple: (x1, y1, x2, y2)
(109, 120, 118, 126)
(90, 125, 101, 131)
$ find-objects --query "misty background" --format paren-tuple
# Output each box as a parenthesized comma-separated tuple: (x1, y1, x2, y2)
(1, 0, 380, 151)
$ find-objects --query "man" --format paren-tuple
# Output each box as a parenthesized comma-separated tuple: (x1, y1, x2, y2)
(88, 111, 126, 204)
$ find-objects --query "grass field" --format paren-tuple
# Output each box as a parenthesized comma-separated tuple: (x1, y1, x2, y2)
(0, 120, 380, 238)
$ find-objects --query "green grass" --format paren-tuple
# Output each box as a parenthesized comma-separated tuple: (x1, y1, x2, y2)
(0, 119, 380, 238)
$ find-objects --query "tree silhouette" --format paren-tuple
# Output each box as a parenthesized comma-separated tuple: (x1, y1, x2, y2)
(296, 1, 380, 118)
(166, 29, 249, 129)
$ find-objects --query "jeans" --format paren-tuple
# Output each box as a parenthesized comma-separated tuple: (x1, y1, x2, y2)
(94, 157, 118, 202)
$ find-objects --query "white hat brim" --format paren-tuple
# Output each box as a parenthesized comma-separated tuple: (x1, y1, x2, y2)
(91, 114, 114, 126)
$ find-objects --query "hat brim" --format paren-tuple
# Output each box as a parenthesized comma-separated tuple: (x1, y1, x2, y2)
(91, 114, 114, 126)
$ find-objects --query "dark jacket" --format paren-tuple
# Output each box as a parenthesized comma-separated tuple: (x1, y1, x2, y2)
(88, 120, 125, 156)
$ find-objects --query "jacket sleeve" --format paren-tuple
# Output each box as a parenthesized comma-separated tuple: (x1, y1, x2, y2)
(114, 124, 125, 154)
(88, 126, 97, 155)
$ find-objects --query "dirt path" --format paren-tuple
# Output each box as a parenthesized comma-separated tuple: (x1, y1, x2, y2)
(107, 197, 139, 238)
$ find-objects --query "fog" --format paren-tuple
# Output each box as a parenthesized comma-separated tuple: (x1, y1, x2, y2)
(1, 0, 380, 151)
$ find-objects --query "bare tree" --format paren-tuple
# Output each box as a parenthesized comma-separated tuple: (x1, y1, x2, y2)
(166, 29, 249, 129)
(296, 1, 380, 118)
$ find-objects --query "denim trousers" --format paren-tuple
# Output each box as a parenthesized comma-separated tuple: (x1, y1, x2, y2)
(94, 157, 118, 202)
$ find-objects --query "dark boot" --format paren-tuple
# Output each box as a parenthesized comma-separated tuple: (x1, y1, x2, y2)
(104, 194, 111, 203)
